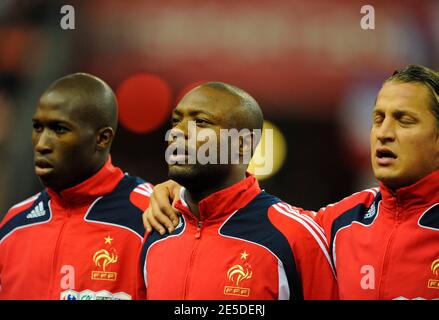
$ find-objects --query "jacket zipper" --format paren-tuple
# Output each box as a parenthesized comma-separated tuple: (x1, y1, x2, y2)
(378, 197, 400, 299)
(49, 208, 71, 299)
(183, 220, 203, 299)
(195, 220, 202, 239)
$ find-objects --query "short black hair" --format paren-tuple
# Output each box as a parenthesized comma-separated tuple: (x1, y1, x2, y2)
(386, 65, 439, 125)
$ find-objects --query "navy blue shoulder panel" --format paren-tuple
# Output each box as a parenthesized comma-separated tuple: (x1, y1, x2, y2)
(219, 191, 304, 300)
(139, 215, 186, 281)
(419, 204, 439, 230)
(85, 175, 147, 238)
(0, 191, 51, 242)
(330, 192, 382, 255)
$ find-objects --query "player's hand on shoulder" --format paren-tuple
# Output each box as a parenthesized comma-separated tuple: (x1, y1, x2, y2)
(142, 179, 182, 235)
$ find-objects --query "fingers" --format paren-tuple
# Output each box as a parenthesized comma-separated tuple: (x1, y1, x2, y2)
(147, 206, 167, 236)
(144, 180, 183, 235)
(158, 198, 180, 228)
(142, 208, 152, 234)
(170, 201, 180, 226)
(150, 192, 176, 234)
(168, 180, 182, 226)
(153, 180, 181, 227)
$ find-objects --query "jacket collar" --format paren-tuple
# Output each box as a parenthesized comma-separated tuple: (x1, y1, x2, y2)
(380, 169, 439, 213)
(46, 157, 124, 208)
(174, 173, 261, 224)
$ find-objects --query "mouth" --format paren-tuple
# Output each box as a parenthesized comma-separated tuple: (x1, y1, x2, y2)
(375, 148, 397, 165)
(167, 146, 189, 164)
(167, 153, 188, 163)
(166, 142, 197, 165)
(34, 158, 54, 176)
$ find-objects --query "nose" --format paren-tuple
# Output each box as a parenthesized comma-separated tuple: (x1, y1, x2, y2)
(173, 119, 192, 139)
(375, 117, 395, 144)
(34, 129, 53, 155)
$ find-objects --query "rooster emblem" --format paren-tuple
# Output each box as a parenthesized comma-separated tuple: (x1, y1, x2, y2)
(227, 265, 252, 286)
(93, 249, 118, 272)
(432, 259, 439, 276)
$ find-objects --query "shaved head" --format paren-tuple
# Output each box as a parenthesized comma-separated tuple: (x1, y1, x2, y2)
(32, 73, 119, 191)
(43, 72, 118, 132)
(168, 81, 264, 200)
(199, 82, 263, 132)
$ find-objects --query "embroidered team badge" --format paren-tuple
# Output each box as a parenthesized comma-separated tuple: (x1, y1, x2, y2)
(91, 236, 118, 281)
(428, 258, 439, 289)
(224, 251, 253, 297)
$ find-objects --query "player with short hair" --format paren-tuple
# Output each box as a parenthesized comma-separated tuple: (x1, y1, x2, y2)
(0, 73, 152, 300)
(139, 82, 338, 300)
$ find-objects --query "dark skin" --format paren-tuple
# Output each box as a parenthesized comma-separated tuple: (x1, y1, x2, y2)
(32, 73, 117, 192)
(144, 84, 260, 232)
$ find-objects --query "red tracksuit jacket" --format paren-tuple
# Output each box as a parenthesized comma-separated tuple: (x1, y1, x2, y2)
(0, 159, 152, 300)
(140, 174, 338, 300)
(310, 169, 439, 300)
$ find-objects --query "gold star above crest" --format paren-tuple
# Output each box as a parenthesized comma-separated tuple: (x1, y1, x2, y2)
(104, 236, 113, 245)
(240, 251, 249, 260)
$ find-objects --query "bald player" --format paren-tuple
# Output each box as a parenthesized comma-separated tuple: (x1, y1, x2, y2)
(139, 82, 338, 300)
(0, 73, 152, 300)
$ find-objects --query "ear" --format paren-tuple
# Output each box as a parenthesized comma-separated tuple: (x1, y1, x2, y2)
(239, 131, 255, 157)
(96, 127, 114, 151)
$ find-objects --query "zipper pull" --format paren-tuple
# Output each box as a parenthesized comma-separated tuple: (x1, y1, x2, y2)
(195, 221, 202, 239)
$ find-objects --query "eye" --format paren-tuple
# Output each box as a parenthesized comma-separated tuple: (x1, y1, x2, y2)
(195, 118, 210, 125)
(372, 114, 384, 125)
(399, 116, 416, 125)
(32, 122, 43, 132)
(171, 117, 181, 127)
(53, 125, 68, 134)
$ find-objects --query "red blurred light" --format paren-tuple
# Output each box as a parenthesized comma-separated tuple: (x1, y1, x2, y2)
(116, 73, 172, 134)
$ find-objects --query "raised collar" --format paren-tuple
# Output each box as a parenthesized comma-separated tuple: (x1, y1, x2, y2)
(46, 157, 124, 208)
(379, 169, 439, 213)
(174, 173, 262, 224)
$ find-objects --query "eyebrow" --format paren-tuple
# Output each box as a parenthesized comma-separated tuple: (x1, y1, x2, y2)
(173, 108, 216, 118)
(32, 118, 73, 126)
(372, 108, 418, 117)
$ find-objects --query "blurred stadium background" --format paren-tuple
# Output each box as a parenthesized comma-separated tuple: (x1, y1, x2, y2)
(0, 0, 438, 219)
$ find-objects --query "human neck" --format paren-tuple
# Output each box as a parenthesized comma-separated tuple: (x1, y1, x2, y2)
(185, 171, 246, 220)
(48, 157, 108, 193)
